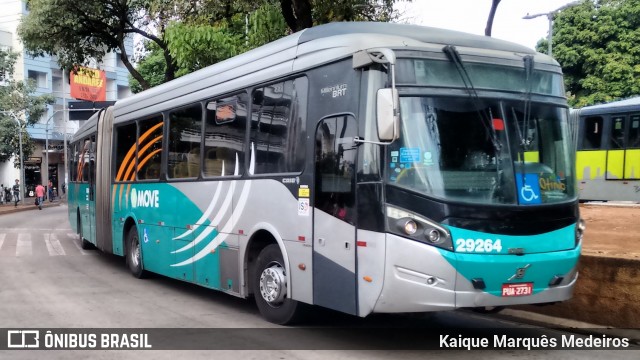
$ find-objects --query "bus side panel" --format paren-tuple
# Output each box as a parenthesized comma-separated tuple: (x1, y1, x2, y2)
(78, 184, 92, 243)
(577, 149, 640, 201)
(624, 149, 640, 179)
(606, 150, 625, 179)
(234, 179, 313, 302)
(110, 183, 125, 256)
(576, 150, 607, 180)
(356, 229, 385, 317)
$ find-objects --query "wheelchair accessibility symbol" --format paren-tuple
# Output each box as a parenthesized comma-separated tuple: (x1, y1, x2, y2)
(520, 184, 539, 202)
(516, 173, 542, 205)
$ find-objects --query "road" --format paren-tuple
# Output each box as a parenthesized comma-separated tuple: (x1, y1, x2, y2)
(0, 205, 636, 359)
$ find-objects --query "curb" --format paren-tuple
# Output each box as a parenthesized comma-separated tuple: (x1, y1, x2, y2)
(493, 309, 640, 345)
(0, 201, 63, 215)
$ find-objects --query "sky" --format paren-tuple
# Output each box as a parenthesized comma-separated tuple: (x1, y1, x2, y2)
(398, 0, 581, 50)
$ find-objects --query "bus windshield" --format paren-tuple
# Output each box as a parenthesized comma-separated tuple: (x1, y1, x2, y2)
(386, 96, 576, 205)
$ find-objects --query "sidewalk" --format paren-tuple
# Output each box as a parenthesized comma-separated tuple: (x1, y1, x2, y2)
(0, 198, 63, 215)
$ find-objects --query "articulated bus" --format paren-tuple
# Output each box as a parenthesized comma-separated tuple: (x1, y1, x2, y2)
(570, 96, 640, 201)
(68, 22, 583, 324)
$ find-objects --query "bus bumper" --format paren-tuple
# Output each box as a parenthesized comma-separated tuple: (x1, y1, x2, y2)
(371, 234, 580, 313)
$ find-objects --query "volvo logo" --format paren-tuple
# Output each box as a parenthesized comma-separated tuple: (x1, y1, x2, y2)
(508, 264, 531, 281)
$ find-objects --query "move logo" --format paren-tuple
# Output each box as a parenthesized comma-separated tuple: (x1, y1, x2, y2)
(130, 188, 160, 208)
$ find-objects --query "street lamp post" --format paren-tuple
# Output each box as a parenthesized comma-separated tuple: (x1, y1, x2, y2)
(0, 110, 26, 205)
(523, 1, 581, 57)
(44, 109, 63, 193)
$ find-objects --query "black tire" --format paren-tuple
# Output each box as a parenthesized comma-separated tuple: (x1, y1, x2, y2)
(471, 306, 505, 314)
(81, 238, 93, 250)
(253, 244, 307, 325)
(126, 227, 146, 278)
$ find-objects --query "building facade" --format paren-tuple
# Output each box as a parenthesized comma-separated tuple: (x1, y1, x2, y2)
(0, 0, 132, 198)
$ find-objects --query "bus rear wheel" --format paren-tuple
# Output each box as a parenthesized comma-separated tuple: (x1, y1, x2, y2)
(126, 227, 146, 279)
(253, 244, 306, 325)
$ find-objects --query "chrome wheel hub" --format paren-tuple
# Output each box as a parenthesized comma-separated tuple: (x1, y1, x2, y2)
(259, 264, 286, 306)
(131, 238, 140, 267)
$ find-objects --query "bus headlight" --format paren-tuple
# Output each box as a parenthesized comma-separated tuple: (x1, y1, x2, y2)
(387, 205, 453, 250)
(426, 229, 441, 243)
(398, 218, 418, 235)
(575, 218, 586, 247)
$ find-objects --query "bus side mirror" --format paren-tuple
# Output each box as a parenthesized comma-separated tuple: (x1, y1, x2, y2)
(377, 88, 399, 142)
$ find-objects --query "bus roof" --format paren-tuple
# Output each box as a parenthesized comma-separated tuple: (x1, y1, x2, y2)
(74, 22, 557, 140)
(296, 21, 536, 53)
(112, 22, 554, 119)
(578, 96, 640, 116)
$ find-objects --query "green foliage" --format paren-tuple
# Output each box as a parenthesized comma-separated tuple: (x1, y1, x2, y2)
(130, 0, 405, 90)
(247, 2, 289, 48)
(0, 49, 54, 165)
(133, 2, 288, 87)
(18, 0, 177, 90)
(313, 0, 398, 24)
(19, 0, 121, 71)
(164, 22, 243, 76)
(129, 42, 169, 94)
(545, 0, 640, 107)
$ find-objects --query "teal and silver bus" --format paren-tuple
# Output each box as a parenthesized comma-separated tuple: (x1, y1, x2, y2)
(68, 22, 583, 324)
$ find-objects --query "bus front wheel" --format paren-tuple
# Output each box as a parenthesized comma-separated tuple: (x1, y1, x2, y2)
(126, 227, 146, 278)
(253, 244, 306, 325)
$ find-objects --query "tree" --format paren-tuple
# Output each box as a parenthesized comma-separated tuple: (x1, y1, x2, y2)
(283, 0, 401, 32)
(18, 0, 180, 90)
(0, 49, 54, 166)
(19, 0, 406, 94)
(131, 0, 406, 92)
(546, 0, 640, 107)
(165, 2, 289, 75)
(128, 42, 168, 94)
(130, 2, 288, 93)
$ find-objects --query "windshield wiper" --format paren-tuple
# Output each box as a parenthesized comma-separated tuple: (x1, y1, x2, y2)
(442, 45, 501, 153)
(513, 55, 535, 170)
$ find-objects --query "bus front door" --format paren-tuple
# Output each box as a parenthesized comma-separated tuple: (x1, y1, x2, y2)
(313, 115, 358, 315)
(87, 135, 97, 245)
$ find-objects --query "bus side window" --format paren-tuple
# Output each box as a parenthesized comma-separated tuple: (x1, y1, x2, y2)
(250, 78, 307, 175)
(629, 115, 640, 148)
(609, 116, 626, 149)
(581, 116, 603, 150)
(168, 104, 203, 179)
(203, 94, 248, 177)
(136, 116, 163, 181)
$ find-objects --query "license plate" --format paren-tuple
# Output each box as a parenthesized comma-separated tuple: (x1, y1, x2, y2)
(501, 282, 533, 297)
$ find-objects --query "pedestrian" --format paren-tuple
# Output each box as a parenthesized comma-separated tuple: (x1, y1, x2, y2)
(48, 179, 53, 202)
(35, 183, 45, 210)
(4, 185, 11, 204)
(12, 179, 20, 207)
